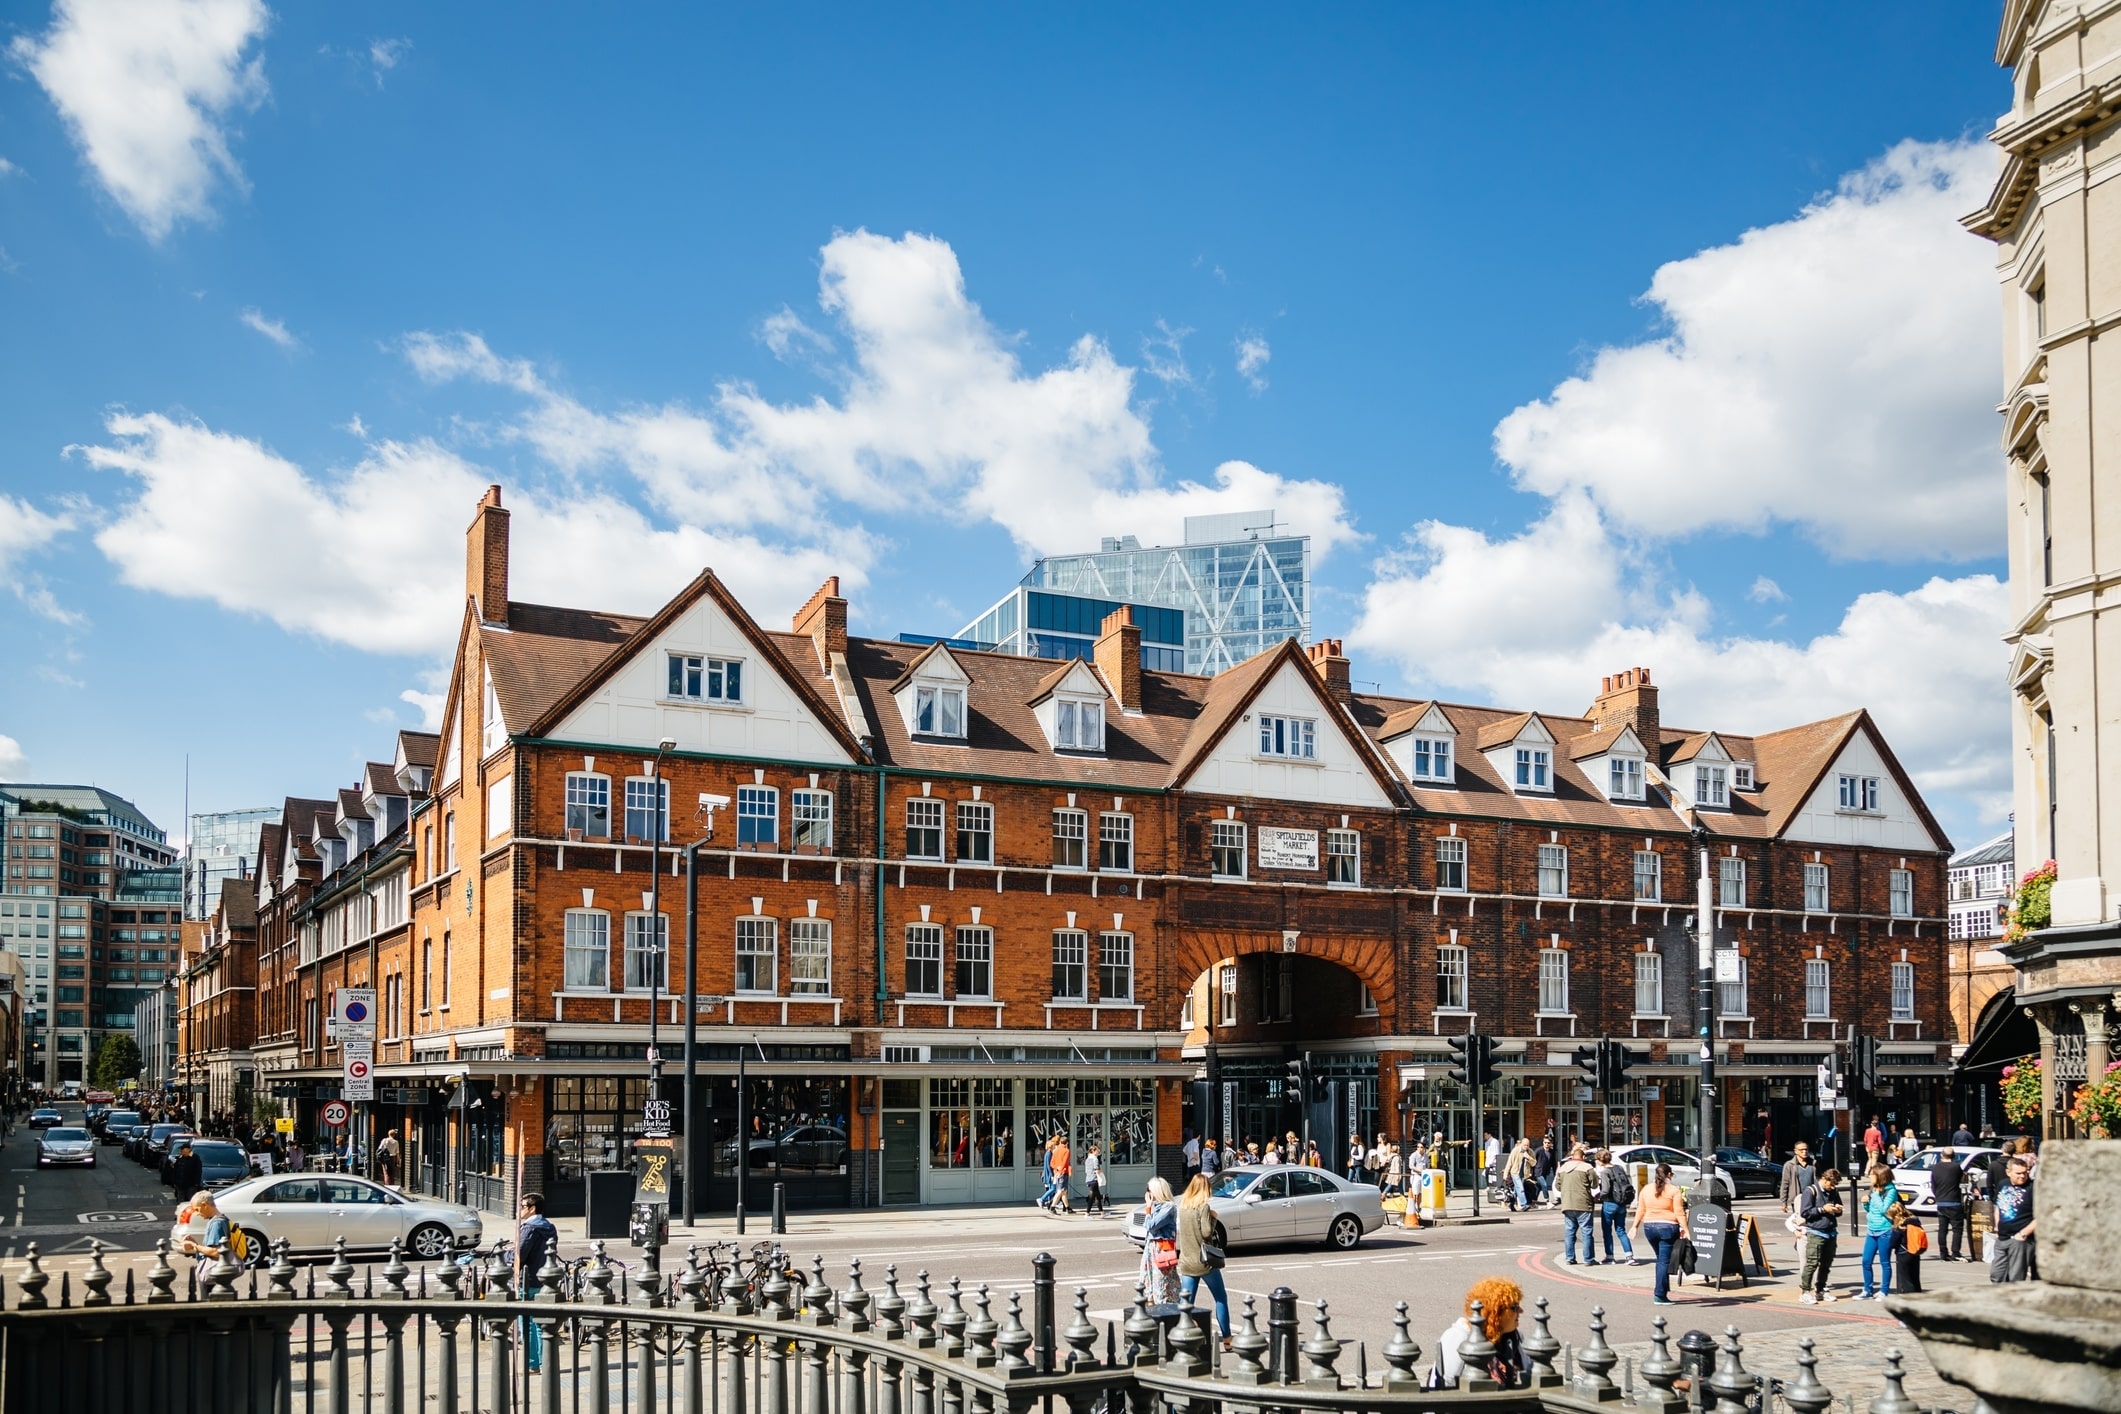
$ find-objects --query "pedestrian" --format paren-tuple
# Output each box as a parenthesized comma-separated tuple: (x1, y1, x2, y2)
(1365, 1134, 1386, 1185)
(1426, 1277, 1527, 1390)
(1483, 1130, 1501, 1185)
(179, 1192, 232, 1280)
(1175, 1174, 1231, 1349)
(1630, 1162, 1688, 1306)
(1180, 1130, 1200, 1184)
(1035, 1136, 1057, 1210)
(170, 1141, 204, 1202)
(1778, 1140, 1817, 1265)
(515, 1192, 558, 1373)
(1989, 1152, 2037, 1283)
(1049, 1132, 1074, 1214)
(1345, 1132, 1366, 1184)
(1798, 1167, 1845, 1304)
(1262, 1140, 1282, 1166)
(1384, 1141, 1405, 1198)
(1556, 1144, 1596, 1265)
(1244, 1140, 1261, 1165)
(1863, 1115, 1886, 1167)
(1136, 1177, 1180, 1306)
(1504, 1138, 1535, 1211)
(1285, 1131, 1299, 1165)
(1534, 1136, 1558, 1207)
(1083, 1142, 1107, 1216)
(1858, 1162, 1901, 1299)
(377, 1131, 402, 1187)
(1898, 1127, 1920, 1161)
(1951, 1121, 1976, 1148)
(287, 1138, 305, 1173)
(1200, 1137, 1221, 1179)
(1931, 1147, 1967, 1261)
(1593, 1149, 1638, 1265)
(1891, 1203, 1924, 1294)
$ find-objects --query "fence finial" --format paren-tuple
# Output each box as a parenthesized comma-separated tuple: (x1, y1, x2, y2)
(1706, 1324, 1753, 1413)
(1867, 1349, 1920, 1414)
(18, 1244, 48, 1310)
(83, 1240, 113, 1307)
(1576, 1305, 1619, 1397)
(875, 1265, 906, 1341)
(1381, 1301, 1422, 1391)
(997, 1291, 1033, 1370)
(1781, 1336, 1833, 1414)
(1300, 1299, 1342, 1389)
(1521, 1294, 1560, 1386)
(841, 1257, 872, 1332)
(1064, 1287, 1100, 1370)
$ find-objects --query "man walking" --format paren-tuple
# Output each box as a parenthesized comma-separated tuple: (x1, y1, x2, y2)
(1863, 1115, 1886, 1167)
(1557, 1144, 1598, 1265)
(1990, 1153, 2037, 1283)
(1534, 1135, 1559, 1207)
(1778, 1140, 1817, 1266)
(1951, 1121, 1975, 1149)
(1932, 1148, 1967, 1261)
(515, 1193, 558, 1374)
(169, 1141, 204, 1203)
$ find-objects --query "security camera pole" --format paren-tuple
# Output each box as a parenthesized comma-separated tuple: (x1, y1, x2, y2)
(1691, 821, 1718, 1184)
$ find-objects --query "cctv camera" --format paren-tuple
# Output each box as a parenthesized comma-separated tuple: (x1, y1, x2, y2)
(700, 793, 730, 809)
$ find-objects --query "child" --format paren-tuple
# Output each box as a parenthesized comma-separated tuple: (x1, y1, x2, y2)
(1082, 1142, 1107, 1217)
(1891, 1202, 1925, 1293)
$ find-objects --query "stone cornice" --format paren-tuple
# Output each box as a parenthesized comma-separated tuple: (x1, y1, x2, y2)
(1964, 79, 2121, 239)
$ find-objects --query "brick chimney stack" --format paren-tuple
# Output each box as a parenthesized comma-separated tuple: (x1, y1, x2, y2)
(1095, 607, 1142, 712)
(1307, 638, 1353, 704)
(1589, 666, 1660, 748)
(792, 577, 848, 670)
(467, 485, 509, 626)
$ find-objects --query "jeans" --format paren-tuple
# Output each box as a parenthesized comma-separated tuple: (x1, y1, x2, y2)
(520, 1284, 543, 1370)
(1561, 1210, 1595, 1263)
(1800, 1235, 1837, 1296)
(1511, 1175, 1530, 1209)
(1860, 1231, 1894, 1296)
(1179, 1268, 1230, 1337)
(1642, 1222, 1682, 1301)
(1599, 1202, 1635, 1260)
(1346, 1164, 1362, 1184)
(1935, 1203, 1966, 1259)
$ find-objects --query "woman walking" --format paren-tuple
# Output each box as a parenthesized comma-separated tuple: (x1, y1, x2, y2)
(1176, 1174, 1232, 1348)
(1593, 1149, 1638, 1265)
(1384, 1141, 1406, 1198)
(1630, 1162, 1688, 1305)
(1136, 1177, 1181, 1306)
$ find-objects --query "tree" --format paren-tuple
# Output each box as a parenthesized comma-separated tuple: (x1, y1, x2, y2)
(90, 1034, 142, 1090)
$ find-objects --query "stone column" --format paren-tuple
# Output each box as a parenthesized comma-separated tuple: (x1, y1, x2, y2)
(2082, 1003, 2112, 1096)
(2035, 1011, 2058, 1138)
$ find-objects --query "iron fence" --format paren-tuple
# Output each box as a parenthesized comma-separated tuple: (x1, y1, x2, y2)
(0, 1237, 1948, 1414)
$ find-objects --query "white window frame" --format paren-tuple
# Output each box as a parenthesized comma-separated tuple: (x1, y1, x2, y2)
(1411, 736, 1453, 783)
(1717, 955, 1748, 1018)
(1633, 850, 1662, 902)
(1326, 829, 1361, 887)
(1889, 868, 1914, 918)
(1051, 930, 1088, 1001)
(563, 909, 610, 991)
(954, 925, 994, 1000)
(1435, 835, 1467, 892)
(1633, 950, 1663, 1016)
(1537, 844, 1569, 898)
(1537, 949, 1569, 1015)
(737, 785, 779, 847)
(1731, 763, 1754, 791)
(482, 669, 505, 757)
(1697, 765, 1729, 808)
(1098, 812, 1134, 872)
(1436, 945, 1468, 1011)
(1891, 961, 1916, 1021)
(735, 916, 778, 996)
(1218, 964, 1237, 1025)
(1804, 862, 1830, 913)
(905, 798, 944, 861)
(904, 924, 944, 998)
(623, 912, 669, 993)
(1718, 856, 1747, 908)
(1098, 931, 1134, 1002)
(790, 918, 831, 996)
(1837, 774, 1881, 813)
(914, 684, 966, 738)
(1209, 820, 1247, 880)
(1608, 756, 1644, 801)
(624, 778, 669, 842)
(1055, 697, 1105, 752)
(1804, 959, 1831, 1019)
(1515, 747, 1551, 790)
(955, 801, 993, 864)
(565, 772, 611, 838)
(1257, 715, 1317, 760)
(792, 790, 833, 850)
(1051, 809, 1088, 871)
(668, 653, 743, 704)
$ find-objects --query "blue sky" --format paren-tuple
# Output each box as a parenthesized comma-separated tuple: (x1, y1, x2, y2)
(0, 2, 2014, 848)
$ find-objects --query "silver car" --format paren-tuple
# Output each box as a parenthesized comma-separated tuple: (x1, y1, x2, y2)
(37, 1126, 97, 1169)
(1124, 1165, 1387, 1251)
(177, 1174, 482, 1261)
(1892, 1146, 2001, 1215)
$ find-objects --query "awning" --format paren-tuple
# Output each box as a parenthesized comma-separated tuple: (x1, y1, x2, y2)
(1954, 986, 2027, 1075)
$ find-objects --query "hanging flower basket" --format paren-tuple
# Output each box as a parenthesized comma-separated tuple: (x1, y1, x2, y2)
(2068, 1063, 2121, 1138)
(2003, 860, 2057, 943)
(1999, 1055, 2045, 1125)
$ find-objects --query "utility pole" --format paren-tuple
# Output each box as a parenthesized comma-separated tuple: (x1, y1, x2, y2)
(1692, 822, 1718, 1180)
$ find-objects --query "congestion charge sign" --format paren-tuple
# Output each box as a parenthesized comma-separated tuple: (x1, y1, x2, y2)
(321, 1101, 351, 1128)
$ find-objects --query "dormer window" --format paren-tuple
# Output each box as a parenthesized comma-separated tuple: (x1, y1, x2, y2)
(1055, 698, 1104, 751)
(1731, 763, 1754, 791)
(1412, 737, 1453, 782)
(915, 685, 965, 737)
(1608, 756, 1644, 801)
(1515, 748, 1550, 790)
(1259, 714, 1316, 759)
(1696, 765, 1729, 808)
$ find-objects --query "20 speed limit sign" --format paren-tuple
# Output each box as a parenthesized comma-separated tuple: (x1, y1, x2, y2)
(321, 1101, 351, 1128)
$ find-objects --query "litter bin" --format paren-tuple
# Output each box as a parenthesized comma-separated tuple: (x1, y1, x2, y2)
(586, 1169, 633, 1239)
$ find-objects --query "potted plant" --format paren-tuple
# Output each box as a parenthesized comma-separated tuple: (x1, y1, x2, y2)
(2000, 1054, 2046, 1127)
(2003, 860, 2057, 943)
(2067, 1062, 2121, 1138)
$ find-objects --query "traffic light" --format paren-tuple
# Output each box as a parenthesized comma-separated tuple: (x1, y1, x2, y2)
(1850, 1035, 1879, 1093)
(1473, 1035, 1502, 1088)
(1573, 1042, 1601, 1087)
(1602, 1038, 1637, 1091)
(1284, 1055, 1311, 1101)
(1446, 1033, 1478, 1087)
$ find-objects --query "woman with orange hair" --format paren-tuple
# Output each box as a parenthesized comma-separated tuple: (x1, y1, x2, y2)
(1425, 1276, 1527, 1389)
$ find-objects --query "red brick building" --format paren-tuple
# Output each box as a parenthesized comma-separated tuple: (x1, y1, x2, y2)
(227, 487, 1953, 1215)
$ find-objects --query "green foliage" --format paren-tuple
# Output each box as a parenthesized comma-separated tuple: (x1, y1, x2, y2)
(2000, 1055, 2045, 1125)
(89, 1033, 142, 1088)
(2005, 861, 2057, 943)
(2069, 1063, 2121, 1138)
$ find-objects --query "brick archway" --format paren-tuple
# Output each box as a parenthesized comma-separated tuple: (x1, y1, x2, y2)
(1168, 927, 1396, 1030)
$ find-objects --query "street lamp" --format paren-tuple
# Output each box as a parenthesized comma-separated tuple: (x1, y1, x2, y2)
(679, 791, 727, 1227)
(1691, 821, 1717, 1184)
(647, 738, 677, 1100)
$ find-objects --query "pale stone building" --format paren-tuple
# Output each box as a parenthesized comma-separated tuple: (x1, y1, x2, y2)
(1966, 0, 2121, 1129)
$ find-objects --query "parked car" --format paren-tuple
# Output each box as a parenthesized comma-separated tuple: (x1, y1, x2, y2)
(142, 1124, 194, 1166)
(717, 1124, 851, 1174)
(1608, 1144, 1736, 1203)
(1122, 1165, 1388, 1252)
(37, 1127, 97, 1169)
(84, 1104, 111, 1132)
(1892, 1146, 2002, 1215)
(1711, 1147, 1785, 1198)
(123, 1124, 156, 1160)
(98, 1110, 143, 1144)
(174, 1174, 482, 1262)
(174, 1139, 255, 1190)
(27, 1108, 61, 1130)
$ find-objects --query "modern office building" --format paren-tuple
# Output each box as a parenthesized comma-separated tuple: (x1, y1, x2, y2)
(135, 982, 178, 1093)
(956, 587, 1186, 672)
(0, 866, 182, 1087)
(1012, 509, 1310, 674)
(0, 784, 177, 897)
(185, 806, 279, 920)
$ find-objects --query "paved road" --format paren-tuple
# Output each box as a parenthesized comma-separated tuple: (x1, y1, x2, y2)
(1, 1104, 178, 1259)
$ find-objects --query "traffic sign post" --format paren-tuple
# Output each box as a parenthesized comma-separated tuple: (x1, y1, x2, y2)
(321, 1100, 351, 1128)
(334, 990, 377, 1176)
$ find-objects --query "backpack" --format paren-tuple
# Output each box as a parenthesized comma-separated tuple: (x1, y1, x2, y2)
(1904, 1222, 1928, 1255)
(229, 1226, 252, 1265)
(1603, 1166, 1634, 1207)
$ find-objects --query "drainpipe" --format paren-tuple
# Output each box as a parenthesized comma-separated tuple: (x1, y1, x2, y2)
(873, 761, 888, 1025)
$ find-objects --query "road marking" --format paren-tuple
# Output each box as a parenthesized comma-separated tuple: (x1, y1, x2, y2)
(79, 1211, 158, 1224)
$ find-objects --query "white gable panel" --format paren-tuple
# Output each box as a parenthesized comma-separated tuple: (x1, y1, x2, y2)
(1188, 663, 1393, 807)
(1781, 729, 1936, 850)
(547, 596, 853, 765)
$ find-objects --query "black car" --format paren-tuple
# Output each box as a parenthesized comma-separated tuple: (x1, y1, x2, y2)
(142, 1123, 194, 1166)
(27, 1108, 61, 1129)
(98, 1110, 142, 1144)
(1711, 1146, 1785, 1198)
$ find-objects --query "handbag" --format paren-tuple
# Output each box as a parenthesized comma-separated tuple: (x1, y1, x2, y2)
(1784, 1211, 1805, 1236)
(1151, 1239, 1179, 1272)
(1201, 1243, 1226, 1270)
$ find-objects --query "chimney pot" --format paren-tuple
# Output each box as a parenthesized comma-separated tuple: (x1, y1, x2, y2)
(792, 578, 849, 671)
(1095, 607, 1142, 713)
(467, 486, 510, 626)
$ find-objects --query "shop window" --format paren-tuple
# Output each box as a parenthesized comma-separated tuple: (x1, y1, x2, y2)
(929, 1078, 1014, 1169)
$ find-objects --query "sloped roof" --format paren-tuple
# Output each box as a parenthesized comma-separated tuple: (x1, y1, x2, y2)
(364, 762, 406, 798)
(1375, 702, 1441, 741)
(397, 731, 439, 770)
(217, 876, 257, 929)
(1473, 712, 1538, 752)
(1952, 830, 2016, 870)
(1566, 725, 1631, 761)
(483, 601, 647, 736)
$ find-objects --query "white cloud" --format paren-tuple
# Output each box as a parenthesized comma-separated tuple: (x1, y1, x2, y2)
(1492, 139, 2002, 561)
(399, 688, 443, 729)
(0, 735, 24, 776)
(239, 307, 297, 350)
(759, 307, 833, 363)
(1235, 334, 1271, 394)
(12, 0, 270, 240)
(0, 493, 79, 624)
(368, 37, 410, 84)
(1747, 575, 1788, 604)
(0, 158, 18, 178)
(79, 411, 875, 658)
(405, 230, 1361, 561)
(1140, 320, 1196, 391)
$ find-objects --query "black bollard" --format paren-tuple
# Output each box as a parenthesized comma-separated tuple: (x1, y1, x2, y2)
(772, 1181, 787, 1235)
(1268, 1286, 1299, 1385)
(1031, 1252, 1056, 1373)
(1675, 1330, 1716, 1408)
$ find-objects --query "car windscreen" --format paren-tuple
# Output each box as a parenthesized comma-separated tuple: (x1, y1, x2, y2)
(192, 1143, 246, 1162)
(44, 1128, 90, 1141)
(1208, 1170, 1262, 1200)
(150, 1124, 186, 1139)
(106, 1112, 141, 1128)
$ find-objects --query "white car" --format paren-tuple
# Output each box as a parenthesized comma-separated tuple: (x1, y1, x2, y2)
(1891, 1146, 2000, 1215)
(1122, 1165, 1387, 1251)
(176, 1174, 483, 1262)
(1607, 1144, 1736, 1203)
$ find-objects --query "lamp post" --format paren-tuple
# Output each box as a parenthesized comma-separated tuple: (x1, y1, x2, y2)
(647, 739, 676, 1100)
(678, 800, 726, 1227)
(1691, 822, 1717, 1180)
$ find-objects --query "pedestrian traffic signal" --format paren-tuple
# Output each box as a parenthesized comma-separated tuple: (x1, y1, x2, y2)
(1446, 1032, 1479, 1088)
(1285, 1055, 1313, 1100)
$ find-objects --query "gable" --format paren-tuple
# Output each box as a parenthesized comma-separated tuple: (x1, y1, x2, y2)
(1181, 660, 1395, 807)
(544, 592, 855, 765)
(1780, 726, 1943, 851)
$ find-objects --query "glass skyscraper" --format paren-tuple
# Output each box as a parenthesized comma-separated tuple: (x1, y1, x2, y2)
(956, 588, 1187, 673)
(186, 806, 279, 920)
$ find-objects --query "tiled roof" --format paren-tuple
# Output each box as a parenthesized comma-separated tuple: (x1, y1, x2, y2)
(1472, 712, 1537, 751)
(396, 731, 439, 770)
(484, 601, 647, 735)
(364, 762, 406, 797)
(1565, 725, 1628, 761)
(218, 877, 257, 928)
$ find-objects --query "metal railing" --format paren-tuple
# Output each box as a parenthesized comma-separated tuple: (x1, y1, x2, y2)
(0, 1237, 1951, 1414)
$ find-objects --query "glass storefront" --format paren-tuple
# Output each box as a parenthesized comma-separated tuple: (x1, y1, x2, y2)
(896, 1075, 1157, 1205)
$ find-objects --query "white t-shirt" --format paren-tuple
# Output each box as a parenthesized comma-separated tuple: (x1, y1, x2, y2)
(1182, 1137, 1200, 1165)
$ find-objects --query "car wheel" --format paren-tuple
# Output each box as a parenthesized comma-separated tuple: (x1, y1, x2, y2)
(1327, 1214, 1363, 1250)
(407, 1223, 454, 1261)
(239, 1229, 272, 1267)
